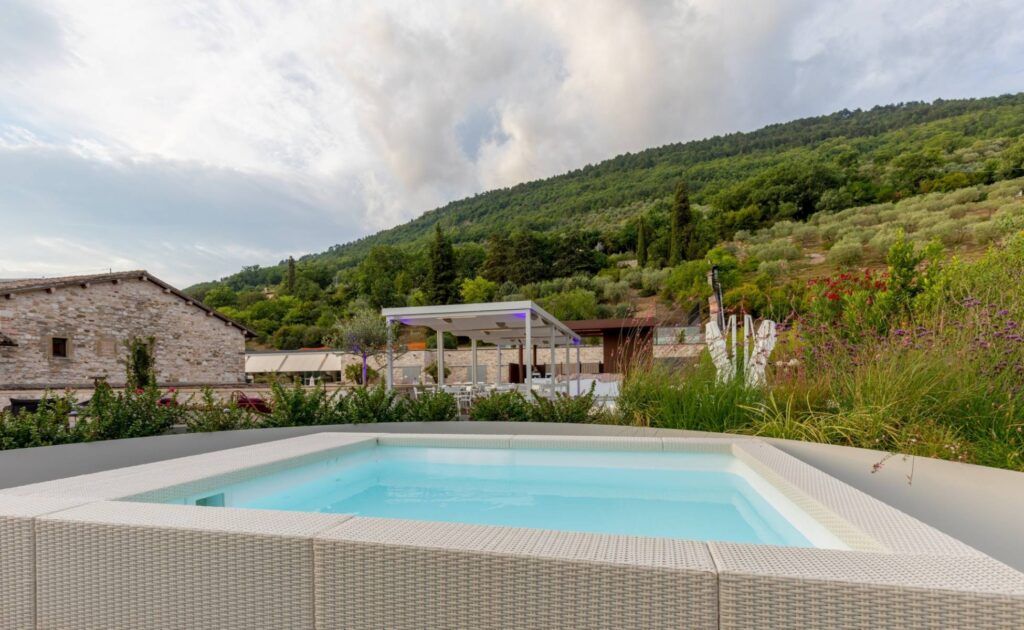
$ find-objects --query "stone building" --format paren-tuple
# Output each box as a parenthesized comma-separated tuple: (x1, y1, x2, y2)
(0, 271, 253, 406)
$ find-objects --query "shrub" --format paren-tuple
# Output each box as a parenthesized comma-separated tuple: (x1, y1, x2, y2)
(724, 283, 768, 315)
(186, 388, 259, 432)
(971, 220, 1003, 245)
(85, 383, 183, 440)
(748, 238, 801, 262)
(826, 238, 863, 267)
(538, 288, 599, 320)
(345, 363, 379, 384)
(469, 390, 532, 422)
(601, 280, 629, 303)
(343, 386, 403, 424)
(791, 224, 820, 245)
(401, 390, 459, 422)
(529, 386, 606, 424)
(868, 228, 901, 255)
(424, 360, 451, 384)
(264, 381, 338, 427)
(0, 393, 86, 449)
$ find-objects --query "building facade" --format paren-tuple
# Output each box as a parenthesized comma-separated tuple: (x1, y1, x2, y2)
(0, 271, 252, 405)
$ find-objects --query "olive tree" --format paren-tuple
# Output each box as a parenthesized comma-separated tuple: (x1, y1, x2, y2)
(324, 309, 401, 386)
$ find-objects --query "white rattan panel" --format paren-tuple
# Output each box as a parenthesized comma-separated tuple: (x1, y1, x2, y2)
(314, 517, 718, 630)
(711, 542, 1024, 629)
(35, 501, 350, 630)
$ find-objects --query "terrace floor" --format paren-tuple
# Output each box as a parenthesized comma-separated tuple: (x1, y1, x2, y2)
(1, 421, 1022, 572)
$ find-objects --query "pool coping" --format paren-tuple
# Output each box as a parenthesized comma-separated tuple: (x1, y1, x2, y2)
(3, 432, 1023, 629)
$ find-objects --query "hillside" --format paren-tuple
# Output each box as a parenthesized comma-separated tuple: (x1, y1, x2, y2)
(187, 93, 1024, 349)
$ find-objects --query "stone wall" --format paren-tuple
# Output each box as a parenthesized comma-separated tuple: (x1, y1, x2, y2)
(251, 343, 703, 387)
(0, 278, 246, 395)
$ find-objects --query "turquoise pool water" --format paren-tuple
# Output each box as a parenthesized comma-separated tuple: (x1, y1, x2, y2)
(169, 446, 827, 547)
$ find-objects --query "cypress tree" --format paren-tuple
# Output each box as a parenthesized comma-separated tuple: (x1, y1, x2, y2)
(669, 181, 694, 265)
(481, 233, 512, 283)
(285, 256, 296, 293)
(426, 224, 458, 304)
(636, 216, 648, 267)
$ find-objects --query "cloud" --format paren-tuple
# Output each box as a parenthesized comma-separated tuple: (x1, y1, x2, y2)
(0, 142, 365, 285)
(0, 0, 1022, 284)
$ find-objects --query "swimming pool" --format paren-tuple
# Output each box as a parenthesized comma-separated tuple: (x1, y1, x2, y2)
(161, 444, 846, 548)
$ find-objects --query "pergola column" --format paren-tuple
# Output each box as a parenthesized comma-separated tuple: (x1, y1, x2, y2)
(549, 324, 556, 394)
(497, 344, 503, 386)
(524, 312, 532, 390)
(436, 330, 445, 388)
(576, 345, 581, 397)
(385, 317, 394, 392)
(564, 343, 571, 395)
(471, 338, 478, 388)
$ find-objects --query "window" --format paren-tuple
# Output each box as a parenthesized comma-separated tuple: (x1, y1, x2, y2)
(51, 337, 68, 358)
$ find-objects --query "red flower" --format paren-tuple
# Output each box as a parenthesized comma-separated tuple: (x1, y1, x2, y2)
(826, 292, 840, 301)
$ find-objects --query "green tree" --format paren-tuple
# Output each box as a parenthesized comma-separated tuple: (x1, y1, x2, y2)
(481, 233, 513, 283)
(324, 310, 398, 386)
(125, 337, 156, 390)
(426, 224, 458, 304)
(460, 276, 499, 303)
(203, 285, 238, 308)
(285, 256, 296, 294)
(669, 181, 695, 265)
(636, 216, 648, 267)
(538, 288, 599, 321)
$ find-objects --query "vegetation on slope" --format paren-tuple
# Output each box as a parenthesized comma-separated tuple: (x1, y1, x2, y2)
(187, 93, 1024, 350)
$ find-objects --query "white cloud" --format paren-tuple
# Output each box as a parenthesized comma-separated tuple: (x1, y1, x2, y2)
(0, 0, 1022, 285)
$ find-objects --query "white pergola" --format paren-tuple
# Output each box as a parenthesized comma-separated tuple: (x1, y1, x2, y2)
(380, 301, 582, 394)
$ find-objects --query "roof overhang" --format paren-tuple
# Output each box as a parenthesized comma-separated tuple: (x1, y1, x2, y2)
(565, 318, 657, 337)
(381, 301, 581, 347)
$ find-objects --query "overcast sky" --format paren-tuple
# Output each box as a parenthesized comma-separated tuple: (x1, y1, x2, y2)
(2, 0, 1022, 286)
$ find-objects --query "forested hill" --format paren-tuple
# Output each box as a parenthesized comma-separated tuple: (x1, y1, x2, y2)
(324, 93, 1024, 260)
(195, 92, 1024, 289)
(187, 92, 1024, 349)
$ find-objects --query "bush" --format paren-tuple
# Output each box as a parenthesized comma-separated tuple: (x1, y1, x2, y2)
(264, 381, 339, 427)
(528, 386, 606, 424)
(343, 386, 404, 424)
(0, 393, 86, 449)
(345, 363, 379, 385)
(827, 238, 863, 267)
(791, 224, 820, 245)
(469, 390, 532, 422)
(724, 283, 768, 315)
(401, 390, 459, 422)
(757, 259, 790, 280)
(971, 220, 1003, 245)
(538, 288, 599, 320)
(85, 383, 183, 440)
(186, 388, 259, 432)
(748, 238, 801, 262)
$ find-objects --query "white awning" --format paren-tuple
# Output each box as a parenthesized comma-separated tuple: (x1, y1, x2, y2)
(381, 301, 580, 347)
(244, 354, 287, 373)
(278, 352, 330, 373)
(245, 352, 343, 373)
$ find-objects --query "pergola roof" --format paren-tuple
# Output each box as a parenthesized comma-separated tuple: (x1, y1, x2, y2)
(381, 301, 580, 347)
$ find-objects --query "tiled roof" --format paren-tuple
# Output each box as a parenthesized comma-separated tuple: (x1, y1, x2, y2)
(0, 271, 147, 292)
(0, 271, 255, 338)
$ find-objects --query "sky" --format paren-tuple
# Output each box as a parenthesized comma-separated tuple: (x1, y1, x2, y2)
(1, 0, 1023, 287)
